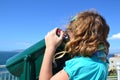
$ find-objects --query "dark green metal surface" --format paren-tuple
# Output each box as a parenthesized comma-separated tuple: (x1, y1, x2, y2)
(6, 39, 45, 80)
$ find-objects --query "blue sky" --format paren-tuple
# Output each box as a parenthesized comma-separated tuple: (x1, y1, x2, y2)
(0, 0, 120, 53)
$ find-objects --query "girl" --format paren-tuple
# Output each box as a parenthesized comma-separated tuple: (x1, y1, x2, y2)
(39, 10, 110, 80)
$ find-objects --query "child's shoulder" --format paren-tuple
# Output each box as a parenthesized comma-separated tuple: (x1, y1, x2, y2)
(64, 55, 108, 80)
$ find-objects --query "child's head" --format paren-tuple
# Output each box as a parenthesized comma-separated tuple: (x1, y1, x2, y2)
(65, 10, 110, 57)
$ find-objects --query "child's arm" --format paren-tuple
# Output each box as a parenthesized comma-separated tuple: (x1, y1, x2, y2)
(39, 48, 55, 80)
(39, 28, 69, 80)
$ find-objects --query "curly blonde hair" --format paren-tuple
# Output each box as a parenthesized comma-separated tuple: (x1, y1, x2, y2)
(64, 10, 110, 57)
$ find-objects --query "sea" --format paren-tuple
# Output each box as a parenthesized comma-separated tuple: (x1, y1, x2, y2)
(0, 51, 19, 72)
(0, 51, 19, 65)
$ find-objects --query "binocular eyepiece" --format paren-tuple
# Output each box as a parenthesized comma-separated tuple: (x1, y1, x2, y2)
(56, 29, 70, 42)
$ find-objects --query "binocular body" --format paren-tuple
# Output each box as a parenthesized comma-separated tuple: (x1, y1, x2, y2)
(6, 39, 70, 80)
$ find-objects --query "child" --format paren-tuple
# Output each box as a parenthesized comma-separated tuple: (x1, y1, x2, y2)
(39, 10, 110, 80)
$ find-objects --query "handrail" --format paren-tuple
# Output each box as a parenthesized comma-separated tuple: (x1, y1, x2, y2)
(0, 65, 6, 68)
(0, 65, 19, 80)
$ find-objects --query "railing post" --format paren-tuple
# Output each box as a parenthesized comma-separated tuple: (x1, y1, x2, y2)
(8, 73, 11, 80)
(5, 73, 6, 80)
(117, 62, 120, 80)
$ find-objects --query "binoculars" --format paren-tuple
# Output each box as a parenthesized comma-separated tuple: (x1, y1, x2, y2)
(6, 29, 70, 80)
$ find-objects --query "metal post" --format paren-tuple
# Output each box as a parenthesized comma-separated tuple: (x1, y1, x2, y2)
(117, 62, 120, 80)
(5, 73, 6, 80)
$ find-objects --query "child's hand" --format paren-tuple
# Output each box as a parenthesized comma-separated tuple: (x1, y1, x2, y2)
(45, 28, 64, 50)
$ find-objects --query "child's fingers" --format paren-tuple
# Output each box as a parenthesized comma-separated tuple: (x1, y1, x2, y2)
(59, 31, 64, 40)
